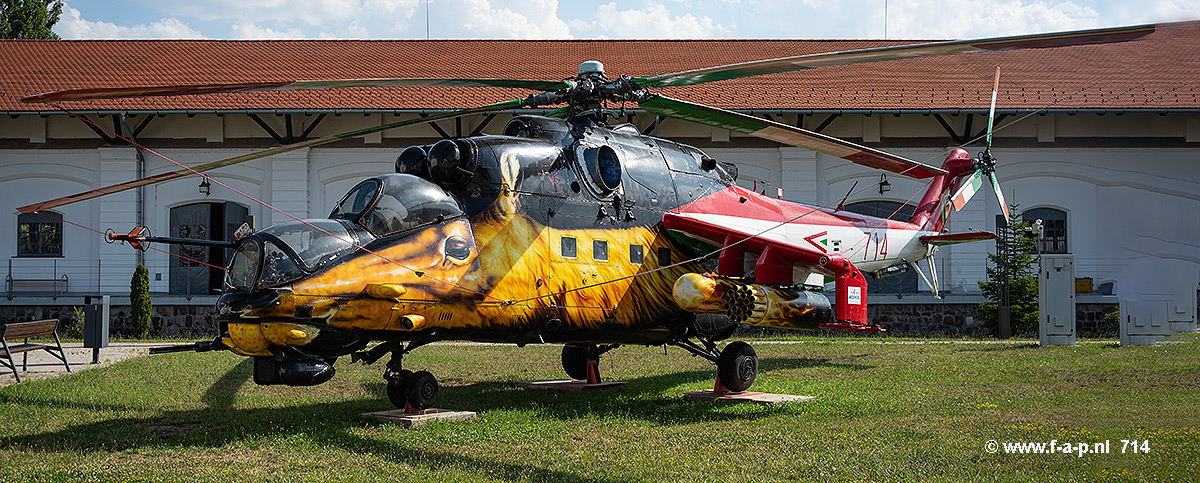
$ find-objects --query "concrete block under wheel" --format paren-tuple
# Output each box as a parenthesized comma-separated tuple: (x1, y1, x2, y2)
(683, 390, 814, 405)
(516, 379, 628, 392)
(361, 408, 477, 428)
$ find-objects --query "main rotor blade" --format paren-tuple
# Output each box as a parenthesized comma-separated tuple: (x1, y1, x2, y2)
(16, 98, 528, 214)
(639, 94, 946, 179)
(636, 23, 1154, 88)
(23, 78, 571, 103)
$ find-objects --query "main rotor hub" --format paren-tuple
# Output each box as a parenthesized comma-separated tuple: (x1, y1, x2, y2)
(578, 61, 606, 79)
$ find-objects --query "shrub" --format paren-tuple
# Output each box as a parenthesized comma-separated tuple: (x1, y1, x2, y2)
(978, 204, 1039, 336)
(130, 264, 152, 338)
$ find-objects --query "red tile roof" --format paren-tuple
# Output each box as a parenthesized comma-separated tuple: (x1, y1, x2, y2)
(2, 22, 1198, 113)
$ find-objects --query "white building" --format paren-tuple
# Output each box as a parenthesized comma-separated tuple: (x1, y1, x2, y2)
(1, 26, 1197, 330)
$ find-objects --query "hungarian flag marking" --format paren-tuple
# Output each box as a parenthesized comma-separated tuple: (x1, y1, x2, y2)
(951, 171, 983, 212)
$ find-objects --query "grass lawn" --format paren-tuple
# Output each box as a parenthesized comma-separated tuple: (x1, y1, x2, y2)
(1, 335, 1198, 482)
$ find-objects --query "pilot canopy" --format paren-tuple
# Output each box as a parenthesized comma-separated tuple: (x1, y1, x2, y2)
(331, 174, 464, 238)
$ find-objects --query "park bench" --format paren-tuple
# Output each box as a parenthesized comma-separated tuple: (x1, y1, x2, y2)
(1, 319, 71, 382)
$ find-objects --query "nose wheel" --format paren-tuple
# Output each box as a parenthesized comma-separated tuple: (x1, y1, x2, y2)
(716, 341, 757, 392)
(386, 369, 440, 411)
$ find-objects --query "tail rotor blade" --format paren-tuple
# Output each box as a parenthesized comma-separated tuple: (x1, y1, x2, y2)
(986, 66, 1000, 149)
(950, 170, 984, 212)
(988, 171, 1010, 223)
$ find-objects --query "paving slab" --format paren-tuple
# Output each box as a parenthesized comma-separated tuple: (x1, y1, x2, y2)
(361, 408, 478, 428)
(683, 389, 815, 405)
(516, 379, 629, 393)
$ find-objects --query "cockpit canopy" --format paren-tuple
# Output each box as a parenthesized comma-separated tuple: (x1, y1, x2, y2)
(224, 174, 465, 292)
(331, 173, 464, 238)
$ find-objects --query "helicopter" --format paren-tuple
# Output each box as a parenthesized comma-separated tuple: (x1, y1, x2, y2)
(17, 23, 1154, 411)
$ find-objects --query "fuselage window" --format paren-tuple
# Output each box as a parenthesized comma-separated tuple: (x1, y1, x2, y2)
(658, 247, 672, 266)
(561, 236, 577, 258)
(593, 240, 609, 262)
(630, 244, 644, 264)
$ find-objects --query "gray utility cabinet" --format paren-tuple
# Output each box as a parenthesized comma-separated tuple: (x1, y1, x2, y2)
(1039, 255, 1076, 346)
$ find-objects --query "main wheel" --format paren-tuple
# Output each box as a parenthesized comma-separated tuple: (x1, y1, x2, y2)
(385, 369, 413, 408)
(717, 341, 758, 392)
(405, 370, 439, 410)
(561, 345, 593, 380)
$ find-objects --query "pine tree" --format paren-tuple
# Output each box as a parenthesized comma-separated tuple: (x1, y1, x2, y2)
(0, 0, 63, 39)
(978, 204, 1039, 335)
(130, 264, 152, 338)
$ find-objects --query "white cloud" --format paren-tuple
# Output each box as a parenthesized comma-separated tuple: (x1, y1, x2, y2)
(880, 0, 1101, 39)
(442, 0, 572, 38)
(574, 2, 733, 38)
(230, 22, 307, 39)
(56, 4, 205, 39)
(139, 0, 571, 39)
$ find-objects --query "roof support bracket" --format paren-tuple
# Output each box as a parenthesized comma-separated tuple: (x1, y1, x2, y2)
(971, 113, 1009, 142)
(248, 113, 287, 145)
(420, 114, 453, 139)
(469, 113, 498, 136)
(932, 113, 965, 145)
(298, 113, 327, 140)
(813, 113, 841, 134)
(75, 114, 117, 145)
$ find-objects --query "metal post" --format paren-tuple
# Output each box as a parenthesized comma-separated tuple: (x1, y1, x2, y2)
(998, 214, 1011, 339)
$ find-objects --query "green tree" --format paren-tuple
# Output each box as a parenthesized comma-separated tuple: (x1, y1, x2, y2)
(0, 0, 63, 39)
(978, 204, 1039, 335)
(130, 264, 152, 338)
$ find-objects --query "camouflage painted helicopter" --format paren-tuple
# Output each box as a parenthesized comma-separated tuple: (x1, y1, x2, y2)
(19, 24, 1153, 410)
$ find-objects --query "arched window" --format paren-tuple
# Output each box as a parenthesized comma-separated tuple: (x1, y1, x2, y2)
(17, 211, 63, 257)
(1023, 207, 1068, 253)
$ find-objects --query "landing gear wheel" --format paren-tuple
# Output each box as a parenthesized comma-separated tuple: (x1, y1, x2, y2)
(717, 341, 757, 392)
(561, 345, 593, 380)
(385, 369, 413, 409)
(405, 370, 439, 410)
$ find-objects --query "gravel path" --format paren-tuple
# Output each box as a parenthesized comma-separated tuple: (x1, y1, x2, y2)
(0, 341, 161, 387)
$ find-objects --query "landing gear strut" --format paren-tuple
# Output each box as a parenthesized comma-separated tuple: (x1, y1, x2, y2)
(561, 344, 618, 383)
(670, 338, 759, 393)
(377, 342, 439, 411)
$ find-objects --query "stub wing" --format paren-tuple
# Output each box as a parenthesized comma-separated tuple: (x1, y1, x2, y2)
(662, 212, 881, 331)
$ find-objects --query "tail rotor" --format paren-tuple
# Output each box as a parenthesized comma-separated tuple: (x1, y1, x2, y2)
(949, 66, 1011, 223)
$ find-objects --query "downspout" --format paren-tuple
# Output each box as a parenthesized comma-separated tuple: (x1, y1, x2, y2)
(121, 114, 146, 266)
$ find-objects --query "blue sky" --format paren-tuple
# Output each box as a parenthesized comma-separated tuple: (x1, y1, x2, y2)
(55, 0, 1200, 40)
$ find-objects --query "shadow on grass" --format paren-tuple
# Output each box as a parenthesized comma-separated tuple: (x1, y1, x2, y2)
(0, 352, 870, 483)
(0, 360, 628, 483)
(358, 356, 871, 425)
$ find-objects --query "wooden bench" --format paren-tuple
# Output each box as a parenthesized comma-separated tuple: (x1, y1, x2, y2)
(1, 319, 71, 382)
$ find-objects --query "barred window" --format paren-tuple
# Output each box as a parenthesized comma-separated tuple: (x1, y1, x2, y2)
(17, 212, 63, 257)
(1024, 208, 1068, 254)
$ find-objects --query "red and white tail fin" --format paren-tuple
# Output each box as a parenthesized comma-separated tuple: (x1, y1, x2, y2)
(908, 148, 976, 231)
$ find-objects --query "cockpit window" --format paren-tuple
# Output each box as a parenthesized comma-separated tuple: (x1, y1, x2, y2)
(331, 179, 379, 220)
(357, 174, 464, 237)
(258, 219, 357, 271)
(260, 240, 304, 288)
(225, 241, 260, 292)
